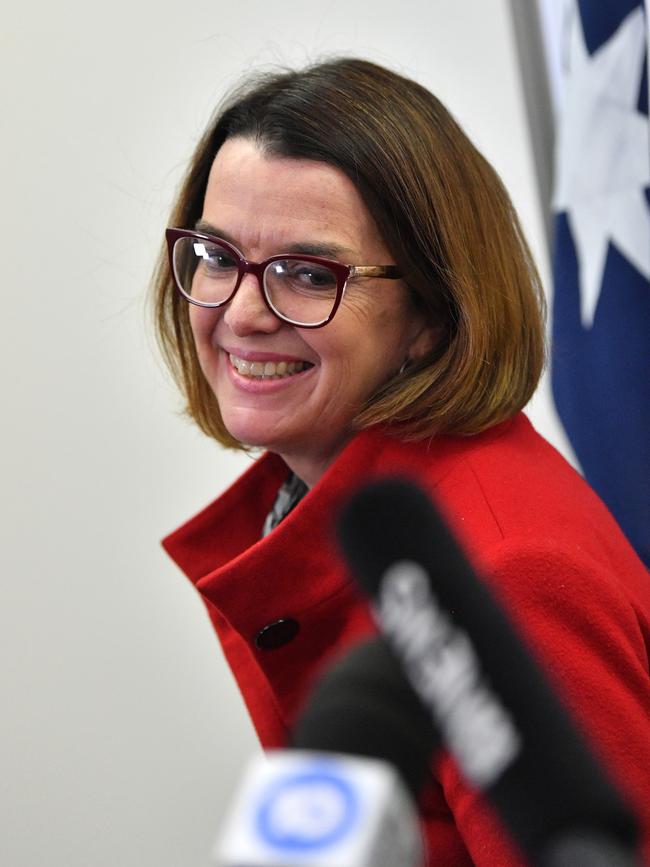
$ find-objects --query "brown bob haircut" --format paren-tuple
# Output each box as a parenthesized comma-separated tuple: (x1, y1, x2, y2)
(152, 57, 546, 448)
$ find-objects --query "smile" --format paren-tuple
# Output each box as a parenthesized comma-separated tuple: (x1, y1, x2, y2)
(229, 354, 313, 379)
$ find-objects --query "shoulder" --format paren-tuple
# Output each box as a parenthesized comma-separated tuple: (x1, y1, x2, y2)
(349, 415, 613, 544)
(408, 416, 645, 586)
(346, 415, 650, 628)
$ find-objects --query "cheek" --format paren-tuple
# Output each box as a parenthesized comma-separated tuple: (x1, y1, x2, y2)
(320, 297, 411, 370)
(343, 287, 410, 340)
(189, 307, 219, 348)
(301, 327, 351, 370)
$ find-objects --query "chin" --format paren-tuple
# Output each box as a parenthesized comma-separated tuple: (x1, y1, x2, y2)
(220, 416, 286, 454)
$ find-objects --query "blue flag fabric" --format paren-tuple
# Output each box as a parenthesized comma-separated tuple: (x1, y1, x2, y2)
(551, 0, 650, 569)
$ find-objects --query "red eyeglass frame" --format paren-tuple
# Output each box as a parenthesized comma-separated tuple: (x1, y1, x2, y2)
(165, 227, 402, 328)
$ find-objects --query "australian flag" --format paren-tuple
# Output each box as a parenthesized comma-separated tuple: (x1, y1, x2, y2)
(551, 0, 650, 569)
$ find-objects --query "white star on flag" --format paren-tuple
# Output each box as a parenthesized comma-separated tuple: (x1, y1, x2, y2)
(552, 2, 650, 329)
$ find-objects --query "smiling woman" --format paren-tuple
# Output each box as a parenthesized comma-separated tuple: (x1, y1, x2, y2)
(177, 137, 435, 485)
(153, 59, 546, 456)
(151, 58, 650, 865)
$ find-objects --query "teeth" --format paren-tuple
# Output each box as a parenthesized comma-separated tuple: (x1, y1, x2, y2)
(229, 354, 310, 379)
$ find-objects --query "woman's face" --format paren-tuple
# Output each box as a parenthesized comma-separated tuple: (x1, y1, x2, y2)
(189, 137, 434, 486)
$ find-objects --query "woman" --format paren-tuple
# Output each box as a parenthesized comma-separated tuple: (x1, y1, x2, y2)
(153, 59, 650, 864)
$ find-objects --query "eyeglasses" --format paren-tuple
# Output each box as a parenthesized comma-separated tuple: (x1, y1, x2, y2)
(165, 228, 402, 328)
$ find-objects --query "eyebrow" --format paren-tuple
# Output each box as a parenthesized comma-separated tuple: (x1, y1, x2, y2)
(194, 219, 353, 261)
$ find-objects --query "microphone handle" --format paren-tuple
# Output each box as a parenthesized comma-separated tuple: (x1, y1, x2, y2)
(541, 832, 642, 867)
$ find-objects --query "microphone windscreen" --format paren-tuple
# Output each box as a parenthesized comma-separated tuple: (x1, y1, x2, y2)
(338, 476, 479, 605)
(291, 635, 439, 800)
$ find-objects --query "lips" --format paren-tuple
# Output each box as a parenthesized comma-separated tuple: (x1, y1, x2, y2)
(228, 353, 313, 379)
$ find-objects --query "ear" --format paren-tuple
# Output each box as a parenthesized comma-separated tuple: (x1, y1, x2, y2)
(406, 320, 441, 363)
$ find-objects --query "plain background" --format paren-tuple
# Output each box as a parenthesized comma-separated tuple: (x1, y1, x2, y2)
(2, 2, 575, 864)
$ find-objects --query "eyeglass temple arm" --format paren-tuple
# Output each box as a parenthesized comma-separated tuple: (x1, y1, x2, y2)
(349, 265, 402, 280)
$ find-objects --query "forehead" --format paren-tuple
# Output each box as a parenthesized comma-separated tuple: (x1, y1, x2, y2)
(201, 137, 386, 258)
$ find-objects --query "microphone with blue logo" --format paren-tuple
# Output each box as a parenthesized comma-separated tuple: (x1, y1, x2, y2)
(213, 636, 435, 866)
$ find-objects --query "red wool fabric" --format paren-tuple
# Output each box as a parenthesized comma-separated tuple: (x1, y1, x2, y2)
(163, 413, 650, 865)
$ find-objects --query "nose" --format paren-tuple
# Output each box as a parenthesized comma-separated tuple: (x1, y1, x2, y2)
(222, 272, 282, 337)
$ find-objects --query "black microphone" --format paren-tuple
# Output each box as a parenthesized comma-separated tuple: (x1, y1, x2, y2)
(291, 634, 438, 802)
(214, 637, 434, 866)
(337, 477, 641, 867)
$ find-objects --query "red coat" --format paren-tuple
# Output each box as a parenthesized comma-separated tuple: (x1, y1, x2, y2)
(163, 413, 650, 865)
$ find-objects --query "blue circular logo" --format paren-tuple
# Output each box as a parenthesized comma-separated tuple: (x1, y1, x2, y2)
(255, 763, 359, 851)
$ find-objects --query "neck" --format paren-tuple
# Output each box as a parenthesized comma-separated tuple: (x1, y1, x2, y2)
(278, 432, 355, 489)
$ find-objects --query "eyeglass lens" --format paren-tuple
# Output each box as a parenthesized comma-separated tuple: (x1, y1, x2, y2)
(172, 236, 340, 326)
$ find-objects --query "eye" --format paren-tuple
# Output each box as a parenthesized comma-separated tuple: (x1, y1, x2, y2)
(273, 260, 338, 293)
(300, 266, 336, 287)
(194, 242, 239, 273)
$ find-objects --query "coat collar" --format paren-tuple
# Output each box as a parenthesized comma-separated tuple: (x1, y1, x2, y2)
(162, 420, 518, 635)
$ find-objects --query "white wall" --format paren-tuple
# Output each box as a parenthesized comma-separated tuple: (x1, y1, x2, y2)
(1, 2, 569, 864)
